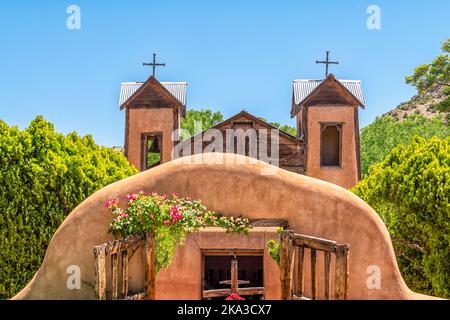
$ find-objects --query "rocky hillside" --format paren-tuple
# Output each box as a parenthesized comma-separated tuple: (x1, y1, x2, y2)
(384, 85, 449, 122)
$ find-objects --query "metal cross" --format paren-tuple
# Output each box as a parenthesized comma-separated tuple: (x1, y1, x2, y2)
(143, 53, 166, 77)
(316, 51, 339, 78)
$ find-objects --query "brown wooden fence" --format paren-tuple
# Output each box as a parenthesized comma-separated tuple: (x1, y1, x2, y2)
(279, 230, 350, 300)
(93, 232, 156, 300)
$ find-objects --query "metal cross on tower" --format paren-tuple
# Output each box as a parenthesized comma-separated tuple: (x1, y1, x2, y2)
(143, 53, 166, 77)
(316, 51, 339, 78)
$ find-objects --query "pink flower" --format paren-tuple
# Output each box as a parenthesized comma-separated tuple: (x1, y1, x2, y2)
(127, 194, 137, 202)
(104, 198, 119, 208)
(169, 205, 182, 222)
(171, 192, 178, 198)
(164, 220, 171, 225)
(162, 194, 168, 200)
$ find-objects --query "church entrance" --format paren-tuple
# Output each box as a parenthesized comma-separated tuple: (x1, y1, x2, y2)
(202, 250, 265, 300)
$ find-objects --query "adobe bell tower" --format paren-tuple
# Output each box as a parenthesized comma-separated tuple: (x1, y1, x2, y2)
(291, 74, 365, 189)
(119, 57, 187, 171)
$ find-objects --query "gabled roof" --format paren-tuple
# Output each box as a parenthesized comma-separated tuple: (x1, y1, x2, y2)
(119, 76, 187, 115)
(176, 110, 301, 150)
(291, 74, 365, 117)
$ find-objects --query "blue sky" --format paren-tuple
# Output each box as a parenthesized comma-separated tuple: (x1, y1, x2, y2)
(0, 1, 449, 147)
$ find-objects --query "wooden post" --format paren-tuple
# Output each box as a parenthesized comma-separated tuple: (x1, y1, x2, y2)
(311, 249, 317, 300)
(279, 230, 294, 300)
(324, 251, 331, 300)
(94, 247, 107, 300)
(230, 259, 238, 294)
(144, 232, 156, 300)
(111, 253, 119, 300)
(294, 246, 304, 297)
(122, 250, 129, 298)
(335, 244, 349, 300)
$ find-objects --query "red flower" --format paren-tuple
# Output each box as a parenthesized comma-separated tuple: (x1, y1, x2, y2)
(225, 293, 245, 300)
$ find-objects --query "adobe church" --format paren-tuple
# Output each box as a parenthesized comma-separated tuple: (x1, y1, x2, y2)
(14, 54, 435, 301)
(118, 55, 365, 189)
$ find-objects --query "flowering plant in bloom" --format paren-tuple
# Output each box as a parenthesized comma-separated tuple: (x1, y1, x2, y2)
(105, 191, 251, 271)
(225, 293, 245, 300)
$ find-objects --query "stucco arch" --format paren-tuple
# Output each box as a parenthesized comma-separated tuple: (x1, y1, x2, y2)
(14, 153, 431, 299)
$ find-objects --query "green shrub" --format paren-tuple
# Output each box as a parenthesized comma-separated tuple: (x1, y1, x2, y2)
(353, 136, 450, 298)
(267, 240, 280, 265)
(360, 115, 449, 177)
(0, 116, 138, 299)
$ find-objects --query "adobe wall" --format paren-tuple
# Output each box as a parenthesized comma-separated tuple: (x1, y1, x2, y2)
(305, 105, 359, 189)
(126, 107, 174, 169)
(156, 228, 280, 300)
(13, 153, 434, 300)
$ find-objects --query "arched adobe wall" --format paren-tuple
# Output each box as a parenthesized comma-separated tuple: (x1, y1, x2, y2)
(13, 153, 433, 300)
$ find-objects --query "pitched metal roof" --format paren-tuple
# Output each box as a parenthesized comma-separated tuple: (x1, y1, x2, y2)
(119, 81, 187, 107)
(293, 79, 365, 107)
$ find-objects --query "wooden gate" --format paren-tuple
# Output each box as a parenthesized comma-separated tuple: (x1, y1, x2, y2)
(93, 232, 156, 300)
(279, 230, 350, 300)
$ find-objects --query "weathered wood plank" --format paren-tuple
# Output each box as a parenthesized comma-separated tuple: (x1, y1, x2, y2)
(279, 230, 294, 300)
(203, 287, 265, 298)
(294, 246, 304, 297)
(144, 232, 156, 300)
(121, 250, 129, 298)
(123, 292, 146, 300)
(292, 294, 311, 300)
(335, 244, 349, 300)
(93, 247, 107, 300)
(293, 234, 337, 252)
(324, 251, 331, 300)
(203, 289, 233, 298)
(93, 234, 145, 256)
(237, 287, 265, 296)
(111, 253, 119, 300)
(311, 249, 317, 300)
(249, 219, 289, 228)
(231, 259, 238, 294)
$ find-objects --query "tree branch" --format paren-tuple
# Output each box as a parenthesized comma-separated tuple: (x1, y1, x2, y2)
(392, 238, 425, 253)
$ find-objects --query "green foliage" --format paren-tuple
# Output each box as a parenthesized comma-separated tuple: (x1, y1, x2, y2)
(180, 109, 224, 140)
(105, 192, 251, 272)
(352, 136, 450, 298)
(406, 38, 450, 113)
(406, 38, 450, 94)
(267, 227, 283, 265)
(0, 116, 138, 299)
(360, 115, 449, 177)
(267, 240, 280, 265)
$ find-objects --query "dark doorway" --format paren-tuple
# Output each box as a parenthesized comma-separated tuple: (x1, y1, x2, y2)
(203, 255, 263, 300)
